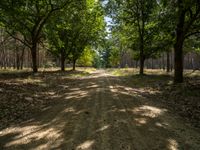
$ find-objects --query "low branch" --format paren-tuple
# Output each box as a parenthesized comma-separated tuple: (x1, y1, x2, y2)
(6, 31, 31, 49)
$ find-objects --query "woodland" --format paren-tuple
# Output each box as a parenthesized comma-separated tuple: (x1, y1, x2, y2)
(0, 0, 200, 149)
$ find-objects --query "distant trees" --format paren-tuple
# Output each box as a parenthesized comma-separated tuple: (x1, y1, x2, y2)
(77, 47, 95, 67)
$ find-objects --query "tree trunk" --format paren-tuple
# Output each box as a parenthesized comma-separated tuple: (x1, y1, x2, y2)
(162, 53, 165, 70)
(174, 39, 184, 83)
(139, 38, 145, 75)
(61, 52, 65, 71)
(31, 43, 38, 73)
(167, 51, 170, 72)
(16, 50, 20, 70)
(72, 59, 76, 71)
(170, 50, 173, 71)
(174, 2, 185, 83)
(151, 58, 154, 69)
(20, 48, 25, 70)
(139, 56, 145, 75)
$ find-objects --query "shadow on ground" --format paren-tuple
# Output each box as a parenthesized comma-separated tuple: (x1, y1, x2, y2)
(0, 70, 199, 150)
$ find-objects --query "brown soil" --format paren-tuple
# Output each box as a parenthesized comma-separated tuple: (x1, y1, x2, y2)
(0, 70, 199, 150)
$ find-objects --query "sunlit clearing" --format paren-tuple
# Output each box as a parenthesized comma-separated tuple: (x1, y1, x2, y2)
(167, 139, 178, 150)
(76, 140, 95, 150)
(132, 105, 167, 118)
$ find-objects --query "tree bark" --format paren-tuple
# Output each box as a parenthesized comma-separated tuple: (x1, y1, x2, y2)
(139, 36, 145, 75)
(174, 39, 184, 83)
(31, 43, 38, 73)
(72, 59, 76, 71)
(16, 49, 20, 70)
(162, 53, 165, 70)
(151, 58, 154, 69)
(20, 48, 25, 70)
(170, 50, 173, 71)
(139, 55, 145, 75)
(174, 1, 185, 83)
(61, 50, 65, 71)
(167, 51, 170, 72)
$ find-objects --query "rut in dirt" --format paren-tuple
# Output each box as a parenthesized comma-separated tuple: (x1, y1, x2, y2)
(0, 70, 199, 150)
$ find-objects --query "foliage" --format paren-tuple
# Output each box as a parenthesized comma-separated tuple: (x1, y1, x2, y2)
(77, 47, 95, 67)
(45, 0, 106, 70)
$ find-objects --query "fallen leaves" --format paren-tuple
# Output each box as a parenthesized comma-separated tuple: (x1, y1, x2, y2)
(154, 78, 200, 128)
(0, 80, 51, 130)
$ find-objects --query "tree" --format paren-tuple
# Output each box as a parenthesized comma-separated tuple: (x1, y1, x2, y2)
(161, 0, 200, 83)
(77, 46, 95, 67)
(107, 0, 159, 75)
(0, 0, 70, 72)
(46, 0, 105, 71)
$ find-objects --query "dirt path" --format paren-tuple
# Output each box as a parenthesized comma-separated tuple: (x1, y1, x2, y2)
(0, 70, 199, 150)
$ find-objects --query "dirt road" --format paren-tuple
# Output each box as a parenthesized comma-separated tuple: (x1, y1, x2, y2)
(0, 70, 199, 150)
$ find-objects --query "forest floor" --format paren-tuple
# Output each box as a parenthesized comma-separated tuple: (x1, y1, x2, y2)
(0, 68, 200, 150)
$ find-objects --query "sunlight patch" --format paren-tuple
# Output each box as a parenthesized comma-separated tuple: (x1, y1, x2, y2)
(134, 117, 147, 125)
(96, 125, 110, 132)
(70, 88, 81, 91)
(167, 139, 178, 150)
(65, 91, 88, 100)
(64, 107, 76, 113)
(155, 122, 169, 128)
(109, 86, 117, 93)
(87, 84, 98, 88)
(2, 125, 62, 148)
(76, 140, 95, 150)
(132, 105, 167, 118)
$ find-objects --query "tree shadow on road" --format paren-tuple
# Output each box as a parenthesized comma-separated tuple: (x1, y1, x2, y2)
(0, 71, 199, 150)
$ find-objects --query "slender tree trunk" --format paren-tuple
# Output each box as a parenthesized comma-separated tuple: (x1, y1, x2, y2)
(16, 49, 20, 70)
(61, 51, 65, 71)
(31, 43, 38, 73)
(72, 59, 76, 71)
(187, 53, 190, 69)
(13, 49, 16, 69)
(20, 48, 25, 70)
(162, 53, 165, 70)
(159, 59, 162, 69)
(170, 50, 173, 71)
(140, 56, 145, 75)
(191, 57, 194, 70)
(139, 37, 145, 75)
(167, 51, 170, 72)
